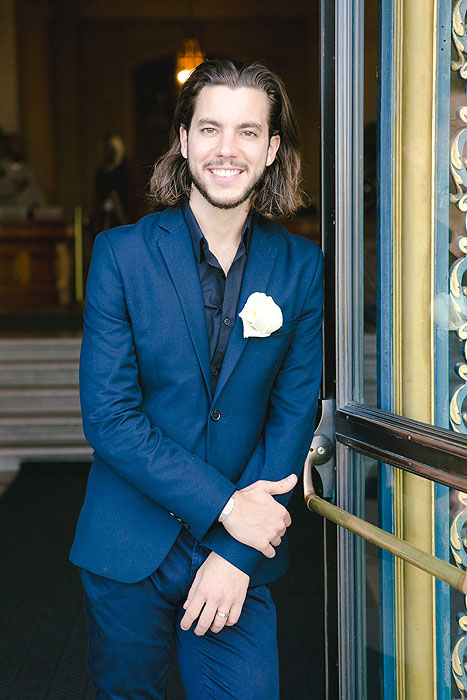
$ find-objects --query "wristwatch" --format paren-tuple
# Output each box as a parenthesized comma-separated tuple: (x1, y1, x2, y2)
(218, 494, 235, 523)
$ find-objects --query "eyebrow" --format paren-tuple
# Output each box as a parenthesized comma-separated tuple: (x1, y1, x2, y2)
(197, 118, 222, 127)
(239, 122, 263, 132)
(197, 118, 263, 132)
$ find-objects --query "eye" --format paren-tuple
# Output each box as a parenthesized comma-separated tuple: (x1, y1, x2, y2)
(241, 131, 257, 138)
(201, 127, 217, 135)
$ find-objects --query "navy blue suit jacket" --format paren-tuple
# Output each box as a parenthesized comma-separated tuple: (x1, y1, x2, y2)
(70, 206, 323, 586)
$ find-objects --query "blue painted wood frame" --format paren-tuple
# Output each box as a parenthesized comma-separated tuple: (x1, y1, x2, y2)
(434, 0, 452, 697)
(377, 0, 397, 697)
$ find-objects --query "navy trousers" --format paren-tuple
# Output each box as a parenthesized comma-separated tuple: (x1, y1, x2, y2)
(80, 528, 279, 700)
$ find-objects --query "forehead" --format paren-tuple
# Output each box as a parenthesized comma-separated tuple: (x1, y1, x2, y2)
(192, 85, 270, 126)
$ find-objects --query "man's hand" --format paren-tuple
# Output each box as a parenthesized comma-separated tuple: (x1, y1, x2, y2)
(180, 552, 249, 636)
(222, 473, 297, 557)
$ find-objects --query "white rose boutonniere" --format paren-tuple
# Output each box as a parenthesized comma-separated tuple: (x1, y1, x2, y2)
(238, 292, 283, 338)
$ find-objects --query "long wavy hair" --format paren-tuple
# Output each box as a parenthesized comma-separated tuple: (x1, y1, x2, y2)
(148, 59, 307, 218)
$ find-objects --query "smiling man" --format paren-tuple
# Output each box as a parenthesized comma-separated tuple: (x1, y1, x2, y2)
(71, 59, 323, 700)
(180, 86, 279, 212)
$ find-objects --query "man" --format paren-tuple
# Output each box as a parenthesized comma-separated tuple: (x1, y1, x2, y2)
(71, 59, 323, 699)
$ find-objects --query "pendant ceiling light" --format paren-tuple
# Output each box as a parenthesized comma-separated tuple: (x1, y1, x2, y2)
(176, 38, 204, 85)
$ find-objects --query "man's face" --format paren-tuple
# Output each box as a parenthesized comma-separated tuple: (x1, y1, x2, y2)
(179, 85, 280, 210)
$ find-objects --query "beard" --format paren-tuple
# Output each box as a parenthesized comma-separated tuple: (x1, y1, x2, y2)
(188, 162, 267, 210)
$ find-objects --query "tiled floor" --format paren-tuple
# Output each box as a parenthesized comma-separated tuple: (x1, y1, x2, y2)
(0, 463, 94, 700)
(0, 463, 324, 700)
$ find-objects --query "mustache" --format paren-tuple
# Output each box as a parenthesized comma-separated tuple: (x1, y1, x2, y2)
(204, 160, 248, 170)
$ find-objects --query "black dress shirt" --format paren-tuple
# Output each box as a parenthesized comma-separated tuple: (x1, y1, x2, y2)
(182, 201, 251, 395)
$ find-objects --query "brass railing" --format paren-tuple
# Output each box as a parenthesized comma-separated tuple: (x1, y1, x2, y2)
(303, 448, 467, 594)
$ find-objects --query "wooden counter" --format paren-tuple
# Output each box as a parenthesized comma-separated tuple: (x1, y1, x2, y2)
(0, 220, 71, 310)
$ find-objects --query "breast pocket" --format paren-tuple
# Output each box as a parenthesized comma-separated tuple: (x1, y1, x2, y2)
(246, 317, 299, 364)
(268, 316, 299, 337)
(242, 316, 299, 385)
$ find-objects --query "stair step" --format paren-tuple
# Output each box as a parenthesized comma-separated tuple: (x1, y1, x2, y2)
(0, 416, 86, 446)
(0, 389, 80, 415)
(0, 337, 88, 459)
(0, 363, 78, 387)
(0, 338, 81, 363)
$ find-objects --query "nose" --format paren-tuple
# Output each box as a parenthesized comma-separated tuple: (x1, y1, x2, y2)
(217, 130, 238, 159)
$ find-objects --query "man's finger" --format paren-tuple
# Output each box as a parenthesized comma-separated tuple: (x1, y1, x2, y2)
(194, 602, 218, 636)
(210, 608, 231, 634)
(262, 473, 297, 496)
(270, 534, 282, 547)
(183, 573, 200, 610)
(226, 601, 243, 626)
(180, 595, 205, 631)
(263, 543, 276, 558)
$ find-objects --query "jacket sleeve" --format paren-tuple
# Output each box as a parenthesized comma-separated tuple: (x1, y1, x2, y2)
(80, 232, 235, 541)
(201, 247, 323, 575)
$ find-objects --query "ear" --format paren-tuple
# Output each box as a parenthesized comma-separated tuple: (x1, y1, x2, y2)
(266, 134, 280, 167)
(180, 125, 188, 159)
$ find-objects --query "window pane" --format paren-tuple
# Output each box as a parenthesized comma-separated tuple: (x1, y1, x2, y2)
(363, 0, 379, 407)
(339, 453, 455, 698)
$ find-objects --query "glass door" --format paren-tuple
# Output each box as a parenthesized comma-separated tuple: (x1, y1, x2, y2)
(313, 1, 467, 698)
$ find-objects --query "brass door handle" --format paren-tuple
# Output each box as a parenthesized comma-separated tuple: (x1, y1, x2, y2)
(303, 447, 467, 593)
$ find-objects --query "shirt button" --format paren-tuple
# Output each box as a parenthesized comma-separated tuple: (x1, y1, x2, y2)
(223, 317, 231, 326)
(210, 409, 221, 422)
(212, 368, 220, 376)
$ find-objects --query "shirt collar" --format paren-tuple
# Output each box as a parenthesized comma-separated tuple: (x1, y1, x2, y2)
(182, 200, 252, 264)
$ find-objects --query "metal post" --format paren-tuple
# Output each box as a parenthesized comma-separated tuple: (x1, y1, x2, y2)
(73, 205, 84, 304)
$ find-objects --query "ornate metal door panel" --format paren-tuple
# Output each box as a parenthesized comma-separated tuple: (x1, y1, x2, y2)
(316, 1, 467, 699)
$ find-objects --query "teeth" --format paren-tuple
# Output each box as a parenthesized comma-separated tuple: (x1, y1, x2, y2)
(211, 169, 241, 177)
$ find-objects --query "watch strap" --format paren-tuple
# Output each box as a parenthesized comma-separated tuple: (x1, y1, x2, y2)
(218, 494, 235, 523)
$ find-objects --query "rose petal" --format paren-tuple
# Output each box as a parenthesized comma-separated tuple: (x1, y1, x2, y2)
(238, 292, 283, 338)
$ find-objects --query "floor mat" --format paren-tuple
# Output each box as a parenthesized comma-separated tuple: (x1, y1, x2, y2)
(0, 463, 324, 700)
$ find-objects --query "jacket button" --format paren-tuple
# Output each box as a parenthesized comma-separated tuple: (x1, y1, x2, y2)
(210, 409, 221, 422)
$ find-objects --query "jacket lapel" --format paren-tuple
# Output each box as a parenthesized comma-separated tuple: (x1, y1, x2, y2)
(154, 208, 212, 397)
(213, 219, 278, 402)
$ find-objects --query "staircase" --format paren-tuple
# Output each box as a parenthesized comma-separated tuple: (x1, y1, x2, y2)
(0, 337, 91, 469)
(0, 334, 379, 472)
